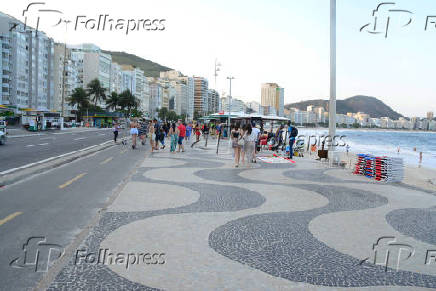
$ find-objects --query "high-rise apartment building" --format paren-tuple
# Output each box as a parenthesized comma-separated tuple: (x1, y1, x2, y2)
(246, 101, 262, 114)
(427, 111, 434, 120)
(0, 12, 54, 112)
(73, 44, 112, 90)
(159, 71, 194, 119)
(208, 89, 219, 113)
(110, 62, 122, 94)
(261, 83, 284, 117)
(194, 77, 209, 114)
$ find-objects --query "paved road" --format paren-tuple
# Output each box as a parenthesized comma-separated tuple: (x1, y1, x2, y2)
(0, 128, 126, 173)
(0, 141, 149, 291)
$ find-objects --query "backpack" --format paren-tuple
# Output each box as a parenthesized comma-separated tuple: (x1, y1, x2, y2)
(290, 126, 298, 138)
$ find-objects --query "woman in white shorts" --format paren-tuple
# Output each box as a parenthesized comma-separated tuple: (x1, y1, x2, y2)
(149, 121, 156, 152)
(130, 120, 139, 149)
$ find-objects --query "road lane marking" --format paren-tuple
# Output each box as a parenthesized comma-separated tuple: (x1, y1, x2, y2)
(37, 143, 49, 146)
(74, 137, 86, 141)
(121, 149, 128, 154)
(100, 157, 113, 165)
(9, 134, 45, 139)
(26, 145, 35, 147)
(0, 212, 22, 227)
(0, 140, 113, 176)
(40, 137, 55, 140)
(59, 173, 87, 189)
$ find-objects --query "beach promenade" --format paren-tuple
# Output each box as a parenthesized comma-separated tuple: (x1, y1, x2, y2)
(45, 142, 436, 290)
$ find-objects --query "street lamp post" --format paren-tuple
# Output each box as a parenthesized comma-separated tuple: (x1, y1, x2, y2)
(226, 76, 234, 137)
(60, 20, 71, 130)
(214, 59, 221, 91)
(329, 0, 337, 148)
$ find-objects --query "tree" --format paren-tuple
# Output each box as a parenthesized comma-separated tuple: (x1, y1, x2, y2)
(67, 88, 90, 121)
(131, 108, 143, 118)
(246, 108, 255, 114)
(193, 110, 201, 120)
(158, 107, 169, 121)
(106, 92, 120, 111)
(167, 111, 178, 121)
(119, 90, 140, 117)
(87, 79, 107, 107)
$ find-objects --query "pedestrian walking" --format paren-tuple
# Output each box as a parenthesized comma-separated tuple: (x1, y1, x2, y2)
(186, 123, 192, 142)
(149, 120, 156, 152)
(177, 120, 186, 152)
(231, 123, 243, 167)
(112, 123, 120, 143)
(287, 121, 297, 159)
(195, 124, 201, 142)
(250, 123, 260, 163)
(130, 119, 139, 149)
(169, 122, 177, 153)
(419, 151, 423, 166)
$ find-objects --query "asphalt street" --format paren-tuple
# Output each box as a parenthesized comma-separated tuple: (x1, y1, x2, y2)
(0, 128, 122, 172)
(0, 140, 149, 291)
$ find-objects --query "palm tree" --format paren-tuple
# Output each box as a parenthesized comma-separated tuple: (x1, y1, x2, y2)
(119, 90, 140, 117)
(87, 79, 107, 107)
(106, 92, 120, 111)
(67, 88, 90, 120)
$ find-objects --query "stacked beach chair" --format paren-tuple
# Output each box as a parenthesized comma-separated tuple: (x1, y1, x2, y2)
(353, 154, 404, 183)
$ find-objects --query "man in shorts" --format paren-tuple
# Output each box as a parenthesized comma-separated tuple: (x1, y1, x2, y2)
(177, 120, 186, 152)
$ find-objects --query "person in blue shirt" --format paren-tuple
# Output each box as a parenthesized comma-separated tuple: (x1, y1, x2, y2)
(287, 121, 296, 159)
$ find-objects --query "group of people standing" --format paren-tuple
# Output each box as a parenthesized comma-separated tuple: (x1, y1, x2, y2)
(148, 119, 188, 153)
(231, 122, 260, 167)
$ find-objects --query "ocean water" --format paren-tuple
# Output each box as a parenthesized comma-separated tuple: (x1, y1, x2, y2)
(298, 128, 436, 169)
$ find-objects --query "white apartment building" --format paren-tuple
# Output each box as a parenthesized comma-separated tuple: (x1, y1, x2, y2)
(221, 97, 245, 112)
(246, 101, 262, 114)
(110, 62, 122, 94)
(0, 12, 54, 112)
(208, 89, 219, 113)
(74, 43, 112, 89)
(380, 117, 395, 129)
(172, 81, 187, 116)
(149, 78, 163, 117)
(158, 71, 194, 119)
(180, 76, 194, 120)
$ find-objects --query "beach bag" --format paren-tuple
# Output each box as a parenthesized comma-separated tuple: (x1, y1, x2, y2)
(237, 135, 245, 147)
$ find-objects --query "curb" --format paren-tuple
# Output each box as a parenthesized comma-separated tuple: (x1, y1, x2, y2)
(0, 141, 115, 187)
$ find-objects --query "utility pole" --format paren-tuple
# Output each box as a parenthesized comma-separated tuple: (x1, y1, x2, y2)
(329, 0, 337, 148)
(226, 76, 234, 136)
(60, 20, 71, 130)
(214, 59, 221, 92)
(214, 59, 221, 114)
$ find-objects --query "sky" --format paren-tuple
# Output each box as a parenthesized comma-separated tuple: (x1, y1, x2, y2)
(2, 0, 435, 117)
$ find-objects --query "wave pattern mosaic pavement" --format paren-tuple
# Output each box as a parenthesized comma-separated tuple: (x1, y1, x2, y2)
(48, 152, 436, 290)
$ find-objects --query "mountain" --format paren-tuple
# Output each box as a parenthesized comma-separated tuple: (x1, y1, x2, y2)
(285, 95, 403, 120)
(102, 50, 172, 77)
